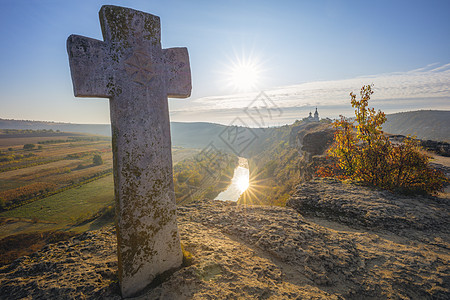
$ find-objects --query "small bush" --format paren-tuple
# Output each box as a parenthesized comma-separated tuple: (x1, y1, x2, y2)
(23, 144, 35, 150)
(322, 85, 448, 194)
(93, 154, 103, 166)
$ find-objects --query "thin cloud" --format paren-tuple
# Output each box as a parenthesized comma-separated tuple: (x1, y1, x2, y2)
(170, 63, 450, 125)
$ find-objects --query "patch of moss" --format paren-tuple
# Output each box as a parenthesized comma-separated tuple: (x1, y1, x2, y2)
(106, 77, 122, 97)
(143, 15, 160, 46)
(181, 243, 193, 267)
(100, 6, 131, 50)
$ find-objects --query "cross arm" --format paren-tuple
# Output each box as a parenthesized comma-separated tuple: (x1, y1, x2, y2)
(163, 48, 191, 98)
(67, 35, 112, 98)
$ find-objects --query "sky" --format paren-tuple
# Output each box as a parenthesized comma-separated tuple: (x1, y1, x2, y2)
(0, 0, 449, 126)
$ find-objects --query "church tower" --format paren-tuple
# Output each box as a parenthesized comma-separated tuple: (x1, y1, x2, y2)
(314, 107, 319, 121)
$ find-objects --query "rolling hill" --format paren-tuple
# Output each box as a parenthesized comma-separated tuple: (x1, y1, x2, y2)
(2, 109, 449, 148)
(0, 119, 268, 154)
(0, 119, 111, 136)
(383, 110, 450, 142)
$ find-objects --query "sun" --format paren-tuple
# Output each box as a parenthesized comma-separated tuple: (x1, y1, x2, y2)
(224, 53, 263, 92)
(229, 61, 260, 91)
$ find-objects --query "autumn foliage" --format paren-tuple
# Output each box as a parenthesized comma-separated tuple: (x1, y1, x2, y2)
(318, 85, 448, 194)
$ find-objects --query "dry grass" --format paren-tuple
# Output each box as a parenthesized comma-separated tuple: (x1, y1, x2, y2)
(0, 136, 76, 147)
(0, 230, 77, 265)
(0, 144, 113, 216)
(0, 141, 199, 264)
(35, 141, 110, 158)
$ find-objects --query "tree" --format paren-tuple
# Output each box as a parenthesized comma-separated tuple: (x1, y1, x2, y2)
(93, 154, 103, 166)
(325, 85, 447, 194)
(23, 143, 35, 150)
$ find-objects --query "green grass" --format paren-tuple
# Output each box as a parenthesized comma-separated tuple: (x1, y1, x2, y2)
(0, 144, 201, 263)
(0, 147, 198, 238)
(0, 175, 114, 224)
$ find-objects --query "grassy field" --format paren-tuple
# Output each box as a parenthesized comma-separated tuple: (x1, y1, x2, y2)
(0, 132, 199, 233)
(0, 140, 112, 172)
(0, 138, 113, 210)
(0, 147, 200, 233)
(0, 131, 203, 264)
(0, 135, 83, 147)
(0, 175, 114, 238)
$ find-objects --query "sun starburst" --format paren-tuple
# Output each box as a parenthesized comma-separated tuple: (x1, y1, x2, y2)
(221, 50, 265, 92)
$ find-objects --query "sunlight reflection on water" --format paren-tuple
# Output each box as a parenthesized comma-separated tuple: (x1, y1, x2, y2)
(215, 166, 249, 202)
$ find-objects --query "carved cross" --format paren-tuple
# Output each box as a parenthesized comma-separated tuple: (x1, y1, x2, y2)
(67, 5, 191, 297)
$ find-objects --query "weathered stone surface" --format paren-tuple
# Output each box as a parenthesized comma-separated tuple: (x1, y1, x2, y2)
(287, 178, 450, 235)
(388, 135, 450, 157)
(289, 122, 333, 156)
(1, 199, 449, 299)
(288, 122, 335, 180)
(67, 5, 191, 297)
(301, 129, 334, 155)
(420, 139, 450, 157)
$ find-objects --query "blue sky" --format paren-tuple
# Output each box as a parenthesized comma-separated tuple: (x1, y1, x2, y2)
(0, 0, 449, 125)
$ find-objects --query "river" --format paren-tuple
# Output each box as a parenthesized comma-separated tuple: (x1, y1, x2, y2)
(215, 157, 249, 202)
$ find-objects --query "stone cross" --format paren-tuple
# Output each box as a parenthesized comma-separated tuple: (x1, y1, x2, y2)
(66, 5, 191, 297)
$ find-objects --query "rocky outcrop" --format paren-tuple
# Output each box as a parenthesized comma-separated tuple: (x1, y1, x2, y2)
(421, 139, 450, 157)
(288, 122, 334, 181)
(0, 228, 119, 299)
(289, 122, 330, 149)
(301, 129, 334, 156)
(287, 178, 450, 237)
(1, 196, 449, 299)
(388, 135, 450, 157)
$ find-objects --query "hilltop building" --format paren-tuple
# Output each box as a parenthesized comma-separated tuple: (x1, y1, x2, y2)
(304, 107, 320, 122)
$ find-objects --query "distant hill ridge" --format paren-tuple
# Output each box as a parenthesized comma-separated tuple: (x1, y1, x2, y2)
(0, 119, 262, 153)
(0, 119, 228, 140)
(383, 110, 450, 142)
(0, 119, 111, 137)
(1, 109, 449, 144)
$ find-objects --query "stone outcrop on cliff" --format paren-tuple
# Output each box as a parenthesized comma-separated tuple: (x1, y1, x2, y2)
(301, 129, 335, 156)
(389, 135, 450, 157)
(288, 122, 334, 181)
(420, 139, 450, 157)
(289, 122, 333, 154)
(287, 178, 450, 237)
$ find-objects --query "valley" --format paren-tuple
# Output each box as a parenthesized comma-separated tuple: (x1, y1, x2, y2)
(0, 131, 202, 256)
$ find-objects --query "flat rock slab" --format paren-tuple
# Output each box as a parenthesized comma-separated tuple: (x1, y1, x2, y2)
(286, 178, 450, 236)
